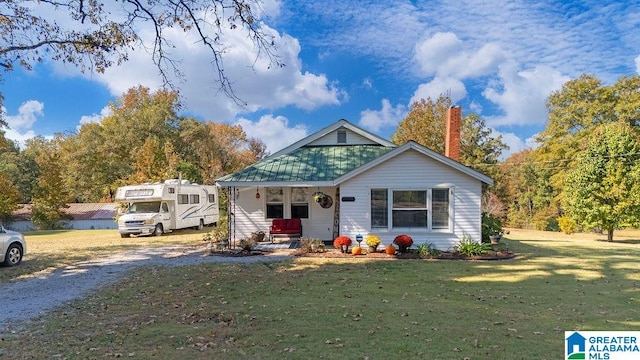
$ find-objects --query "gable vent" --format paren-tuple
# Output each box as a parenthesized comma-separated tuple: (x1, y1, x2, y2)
(337, 129, 347, 144)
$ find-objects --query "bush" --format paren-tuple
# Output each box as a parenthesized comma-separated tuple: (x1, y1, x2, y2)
(393, 235, 413, 252)
(300, 237, 325, 253)
(481, 212, 502, 243)
(416, 242, 441, 258)
(558, 216, 578, 234)
(455, 234, 492, 257)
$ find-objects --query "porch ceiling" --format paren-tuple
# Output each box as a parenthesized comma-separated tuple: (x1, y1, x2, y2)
(217, 145, 393, 185)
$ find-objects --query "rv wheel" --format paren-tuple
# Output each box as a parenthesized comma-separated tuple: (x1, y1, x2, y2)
(153, 224, 163, 236)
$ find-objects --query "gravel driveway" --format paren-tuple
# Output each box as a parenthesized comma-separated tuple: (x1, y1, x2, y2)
(0, 246, 292, 329)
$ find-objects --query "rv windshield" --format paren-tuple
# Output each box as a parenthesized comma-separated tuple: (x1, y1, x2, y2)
(127, 202, 161, 213)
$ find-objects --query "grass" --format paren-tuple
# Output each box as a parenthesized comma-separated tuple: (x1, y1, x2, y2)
(2, 229, 640, 359)
(0, 228, 210, 284)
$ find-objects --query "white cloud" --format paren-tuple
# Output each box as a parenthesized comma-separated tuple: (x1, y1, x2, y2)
(414, 32, 507, 79)
(57, 12, 343, 123)
(411, 77, 467, 104)
(1, 100, 43, 146)
(358, 99, 407, 132)
(5, 100, 43, 130)
(496, 131, 541, 160)
(79, 106, 112, 127)
(484, 63, 569, 127)
(235, 115, 308, 153)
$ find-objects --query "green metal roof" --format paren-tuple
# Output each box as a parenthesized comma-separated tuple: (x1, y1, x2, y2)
(217, 145, 394, 184)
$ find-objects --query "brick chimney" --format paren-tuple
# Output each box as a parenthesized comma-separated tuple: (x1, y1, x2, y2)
(445, 106, 461, 161)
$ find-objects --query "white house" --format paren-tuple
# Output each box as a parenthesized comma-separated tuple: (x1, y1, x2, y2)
(9, 203, 117, 231)
(216, 107, 493, 250)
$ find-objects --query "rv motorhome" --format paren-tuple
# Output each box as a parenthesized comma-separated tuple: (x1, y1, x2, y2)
(115, 179, 219, 238)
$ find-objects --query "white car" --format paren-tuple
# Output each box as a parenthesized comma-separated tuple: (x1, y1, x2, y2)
(0, 225, 26, 266)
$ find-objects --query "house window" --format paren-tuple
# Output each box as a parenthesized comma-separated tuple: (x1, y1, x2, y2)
(266, 187, 284, 219)
(178, 194, 189, 204)
(432, 189, 450, 229)
(337, 129, 347, 144)
(371, 189, 388, 228)
(392, 190, 427, 228)
(208, 194, 216, 203)
(190, 194, 200, 204)
(290, 187, 309, 219)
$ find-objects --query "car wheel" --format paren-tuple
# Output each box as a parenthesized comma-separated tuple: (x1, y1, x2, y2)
(4, 243, 23, 267)
(120, 233, 129, 238)
(153, 224, 163, 236)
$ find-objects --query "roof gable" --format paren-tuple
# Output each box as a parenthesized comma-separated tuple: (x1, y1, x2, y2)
(334, 141, 493, 185)
(268, 119, 396, 159)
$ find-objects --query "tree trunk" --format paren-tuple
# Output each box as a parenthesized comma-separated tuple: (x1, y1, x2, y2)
(607, 227, 614, 242)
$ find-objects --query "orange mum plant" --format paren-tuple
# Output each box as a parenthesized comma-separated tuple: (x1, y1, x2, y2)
(393, 234, 413, 253)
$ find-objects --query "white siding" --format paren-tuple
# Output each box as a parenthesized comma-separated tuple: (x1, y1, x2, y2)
(309, 128, 378, 146)
(339, 149, 482, 250)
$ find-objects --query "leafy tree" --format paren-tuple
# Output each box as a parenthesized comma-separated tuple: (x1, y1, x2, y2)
(564, 122, 640, 241)
(391, 96, 452, 153)
(0, 0, 281, 102)
(0, 172, 20, 225)
(391, 95, 507, 174)
(31, 140, 71, 229)
(499, 149, 555, 229)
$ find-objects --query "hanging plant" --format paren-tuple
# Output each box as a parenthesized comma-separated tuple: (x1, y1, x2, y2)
(313, 191, 333, 208)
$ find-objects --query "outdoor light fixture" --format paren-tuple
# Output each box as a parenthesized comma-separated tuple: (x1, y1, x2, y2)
(255, 187, 260, 199)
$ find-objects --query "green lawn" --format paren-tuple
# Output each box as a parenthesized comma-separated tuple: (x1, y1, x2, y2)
(1, 229, 639, 359)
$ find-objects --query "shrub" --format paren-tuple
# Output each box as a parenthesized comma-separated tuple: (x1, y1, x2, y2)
(300, 237, 325, 253)
(558, 216, 577, 234)
(455, 234, 492, 257)
(481, 212, 503, 243)
(238, 237, 256, 252)
(365, 234, 381, 250)
(393, 235, 413, 252)
(416, 242, 441, 258)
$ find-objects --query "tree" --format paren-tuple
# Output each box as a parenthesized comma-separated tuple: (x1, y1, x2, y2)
(31, 139, 71, 229)
(0, 0, 281, 102)
(0, 172, 20, 225)
(564, 122, 640, 241)
(391, 95, 507, 174)
(392, 95, 508, 218)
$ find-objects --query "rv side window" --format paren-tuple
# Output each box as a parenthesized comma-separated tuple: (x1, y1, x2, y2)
(190, 194, 200, 204)
(208, 194, 216, 203)
(178, 194, 189, 204)
(161, 203, 169, 213)
(168, 188, 175, 194)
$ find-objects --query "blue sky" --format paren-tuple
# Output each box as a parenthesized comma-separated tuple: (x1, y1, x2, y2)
(1, 0, 639, 159)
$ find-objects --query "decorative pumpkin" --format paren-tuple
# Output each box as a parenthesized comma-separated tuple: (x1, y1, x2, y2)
(351, 246, 362, 255)
(385, 244, 396, 255)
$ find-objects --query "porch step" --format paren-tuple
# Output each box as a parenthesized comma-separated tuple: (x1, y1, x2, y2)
(253, 241, 300, 251)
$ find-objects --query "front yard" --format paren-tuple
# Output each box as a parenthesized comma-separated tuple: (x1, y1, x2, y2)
(1, 229, 639, 359)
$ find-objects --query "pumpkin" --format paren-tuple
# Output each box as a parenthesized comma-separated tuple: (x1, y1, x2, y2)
(351, 246, 362, 255)
(385, 244, 396, 255)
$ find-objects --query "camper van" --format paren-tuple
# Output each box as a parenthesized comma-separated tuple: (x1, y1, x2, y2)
(115, 179, 219, 238)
